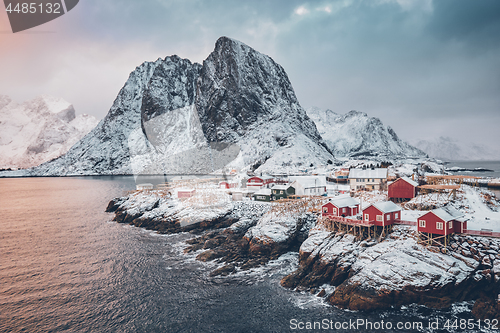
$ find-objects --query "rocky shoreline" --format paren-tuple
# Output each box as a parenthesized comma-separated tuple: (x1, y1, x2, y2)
(281, 225, 500, 317)
(106, 194, 314, 273)
(106, 193, 500, 320)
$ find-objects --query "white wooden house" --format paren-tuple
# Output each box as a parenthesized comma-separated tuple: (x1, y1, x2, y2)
(288, 176, 327, 196)
(348, 168, 388, 192)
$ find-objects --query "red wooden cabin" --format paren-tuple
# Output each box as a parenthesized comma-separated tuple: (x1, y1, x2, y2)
(247, 176, 274, 189)
(322, 197, 360, 218)
(388, 177, 418, 201)
(363, 201, 401, 226)
(417, 206, 467, 236)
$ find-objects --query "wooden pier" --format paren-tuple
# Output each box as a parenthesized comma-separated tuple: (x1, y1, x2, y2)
(320, 216, 393, 240)
(319, 214, 500, 247)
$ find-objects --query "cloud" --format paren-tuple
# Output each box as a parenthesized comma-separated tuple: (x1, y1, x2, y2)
(294, 5, 309, 16)
(0, 0, 498, 151)
(375, 0, 433, 12)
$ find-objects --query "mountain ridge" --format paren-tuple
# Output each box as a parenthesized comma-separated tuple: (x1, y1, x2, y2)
(0, 95, 98, 170)
(307, 107, 426, 160)
(22, 37, 334, 176)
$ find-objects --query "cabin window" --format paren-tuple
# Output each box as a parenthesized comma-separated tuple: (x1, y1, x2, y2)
(436, 222, 443, 230)
(376, 215, 383, 222)
(342, 208, 346, 213)
(419, 220, 426, 228)
(386, 214, 390, 220)
(323, 207, 328, 213)
(364, 214, 369, 221)
(449, 221, 453, 229)
(280, 191, 284, 194)
(395, 213, 399, 219)
(333, 208, 337, 214)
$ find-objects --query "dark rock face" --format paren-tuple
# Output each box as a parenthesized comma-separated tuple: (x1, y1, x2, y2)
(472, 297, 500, 321)
(141, 56, 202, 134)
(196, 37, 317, 143)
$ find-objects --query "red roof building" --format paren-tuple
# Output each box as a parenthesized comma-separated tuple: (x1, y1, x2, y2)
(322, 197, 360, 218)
(362, 201, 402, 227)
(177, 188, 196, 199)
(247, 176, 274, 190)
(388, 177, 418, 201)
(219, 181, 238, 189)
(417, 206, 467, 236)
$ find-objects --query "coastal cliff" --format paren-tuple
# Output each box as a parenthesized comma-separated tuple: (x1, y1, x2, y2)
(106, 190, 500, 319)
(282, 224, 500, 316)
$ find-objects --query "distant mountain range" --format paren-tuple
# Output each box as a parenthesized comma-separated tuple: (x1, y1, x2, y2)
(0, 95, 98, 170)
(412, 136, 500, 161)
(2, 37, 428, 176)
(307, 107, 426, 160)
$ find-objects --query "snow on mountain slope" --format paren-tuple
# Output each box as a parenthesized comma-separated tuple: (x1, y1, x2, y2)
(17, 37, 334, 176)
(307, 107, 426, 160)
(0, 95, 98, 169)
(413, 136, 500, 161)
(26, 59, 164, 176)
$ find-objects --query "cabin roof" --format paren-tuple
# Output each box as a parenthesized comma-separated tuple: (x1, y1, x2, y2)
(177, 188, 195, 192)
(430, 205, 464, 222)
(328, 196, 360, 208)
(348, 168, 388, 179)
(289, 176, 327, 188)
(397, 176, 419, 187)
(272, 185, 291, 190)
(254, 188, 272, 195)
(249, 175, 274, 181)
(367, 201, 401, 213)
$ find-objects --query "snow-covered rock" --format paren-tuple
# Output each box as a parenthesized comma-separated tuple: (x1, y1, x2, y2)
(307, 107, 426, 160)
(0, 95, 98, 169)
(282, 225, 497, 311)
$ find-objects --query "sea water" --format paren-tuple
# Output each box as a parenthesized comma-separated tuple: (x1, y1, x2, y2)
(0, 177, 488, 332)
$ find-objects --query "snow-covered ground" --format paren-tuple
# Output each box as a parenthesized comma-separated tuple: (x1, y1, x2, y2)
(117, 183, 234, 226)
(462, 186, 500, 232)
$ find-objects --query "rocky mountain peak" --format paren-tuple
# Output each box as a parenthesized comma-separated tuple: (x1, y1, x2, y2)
(343, 110, 368, 119)
(140, 56, 202, 135)
(196, 36, 304, 143)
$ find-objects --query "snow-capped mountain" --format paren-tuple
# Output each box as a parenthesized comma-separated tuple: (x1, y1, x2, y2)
(0, 95, 98, 169)
(24, 37, 334, 176)
(413, 136, 500, 161)
(27, 59, 163, 176)
(307, 107, 426, 160)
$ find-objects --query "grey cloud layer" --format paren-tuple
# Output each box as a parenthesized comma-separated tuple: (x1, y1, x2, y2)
(1, 0, 498, 149)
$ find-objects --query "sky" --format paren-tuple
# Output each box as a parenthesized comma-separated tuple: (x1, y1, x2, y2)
(1, 0, 499, 151)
